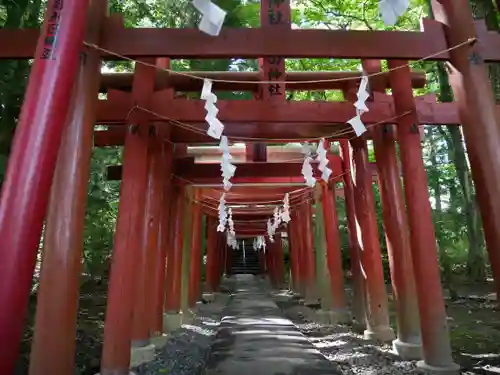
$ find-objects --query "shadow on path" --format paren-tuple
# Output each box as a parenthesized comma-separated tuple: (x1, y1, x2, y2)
(204, 278, 343, 375)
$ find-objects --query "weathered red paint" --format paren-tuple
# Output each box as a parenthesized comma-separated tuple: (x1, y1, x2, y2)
(0, 20, 457, 60)
(373, 125, 421, 347)
(320, 181, 348, 311)
(93, 96, 462, 145)
(150, 57, 174, 334)
(101, 123, 149, 373)
(152, 142, 173, 334)
(132, 127, 164, 343)
(303, 199, 317, 300)
(350, 138, 392, 337)
(288, 222, 299, 293)
(188, 195, 203, 308)
(364, 58, 421, 349)
(216, 235, 225, 288)
(388, 59, 455, 368)
(266, 242, 276, 286)
(98, 70, 426, 92)
(258, 250, 266, 274)
(106, 157, 344, 183)
(28, 2, 105, 373)
(164, 186, 186, 312)
(0, 1, 91, 371)
(205, 217, 219, 293)
(93, 94, 463, 128)
(224, 243, 233, 276)
(274, 236, 285, 288)
(293, 210, 306, 295)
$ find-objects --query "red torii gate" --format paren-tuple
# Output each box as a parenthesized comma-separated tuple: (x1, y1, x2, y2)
(0, 0, 499, 375)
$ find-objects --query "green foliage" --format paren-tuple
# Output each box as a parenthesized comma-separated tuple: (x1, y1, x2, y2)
(83, 147, 121, 277)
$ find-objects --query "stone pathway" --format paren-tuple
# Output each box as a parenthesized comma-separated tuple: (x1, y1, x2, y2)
(204, 276, 342, 375)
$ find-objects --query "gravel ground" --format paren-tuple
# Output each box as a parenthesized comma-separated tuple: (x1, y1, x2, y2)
(133, 301, 226, 375)
(274, 294, 426, 375)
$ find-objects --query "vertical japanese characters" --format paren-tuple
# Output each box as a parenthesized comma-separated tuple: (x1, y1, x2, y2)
(41, 0, 63, 59)
(262, 0, 288, 98)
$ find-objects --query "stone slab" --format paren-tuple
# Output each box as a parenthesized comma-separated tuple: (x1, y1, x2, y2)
(204, 279, 342, 375)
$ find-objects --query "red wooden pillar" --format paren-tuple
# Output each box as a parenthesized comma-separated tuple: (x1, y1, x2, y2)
(193, 214, 205, 302)
(294, 209, 307, 296)
(151, 57, 174, 335)
(219, 237, 226, 279)
(266, 241, 275, 286)
(341, 131, 366, 327)
(213, 233, 221, 290)
(151, 142, 173, 335)
(100, 125, 149, 373)
(220, 238, 226, 283)
(275, 235, 285, 288)
(320, 182, 348, 315)
(432, 0, 500, 302)
(163, 192, 177, 310)
(215, 234, 225, 289)
(350, 138, 395, 342)
(303, 199, 317, 302)
(373, 125, 422, 359)
(258, 249, 266, 274)
(28, 2, 105, 373)
(295, 210, 306, 295)
(388, 60, 457, 371)
(101, 54, 157, 373)
(164, 185, 185, 313)
(225, 243, 233, 276)
(253, 0, 290, 161)
(132, 126, 165, 346)
(206, 217, 218, 293)
(288, 221, 299, 293)
(188, 194, 203, 308)
(0, 1, 91, 371)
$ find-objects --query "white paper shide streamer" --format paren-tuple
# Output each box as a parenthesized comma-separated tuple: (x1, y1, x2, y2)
(219, 136, 236, 191)
(378, 0, 409, 26)
(253, 236, 265, 251)
(255, 235, 266, 252)
(192, 0, 227, 36)
(227, 208, 235, 237)
(267, 219, 275, 242)
(201, 79, 224, 139)
(300, 142, 316, 187)
(226, 208, 238, 249)
(227, 232, 238, 249)
(281, 193, 291, 223)
(301, 156, 315, 188)
(316, 138, 332, 182)
(272, 207, 282, 231)
(217, 193, 227, 232)
(347, 74, 369, 137)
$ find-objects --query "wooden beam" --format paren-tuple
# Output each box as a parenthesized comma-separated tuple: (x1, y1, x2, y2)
(93, 96, 460, 146)
(107, 156, 344, 181)
(99, 71, 427, 92)
(0, 20, 453, 60)
(94, 90, 459, 128)
(97, 91, 393, 124)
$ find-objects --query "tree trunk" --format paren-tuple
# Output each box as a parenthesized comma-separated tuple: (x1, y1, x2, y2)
(435, 62, 486, 282)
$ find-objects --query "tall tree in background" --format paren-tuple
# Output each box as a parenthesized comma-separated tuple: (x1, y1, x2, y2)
(426, 0, 495, 281)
